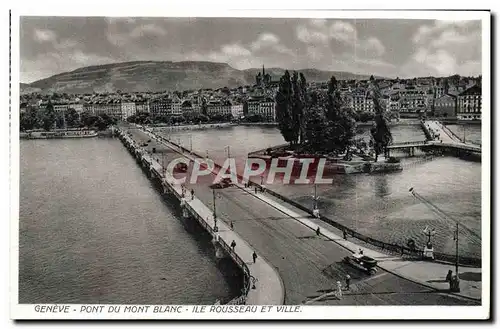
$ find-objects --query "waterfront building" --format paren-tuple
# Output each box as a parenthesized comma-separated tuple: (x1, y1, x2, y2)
(94, 99, 122, 119)
(247, 96, 263, 116)
(434, 94, 457, 118)
(207, 100, 232, 117)
(121, 102, 137, 120)
(352, 92, 375, 113)
(457, 84, 481, 120)
(231, 103, 244, 119)
(149, 97, 172, 117)
(54, 103, 69, 114)
(259, 98, 276, 122)
(398, 87, 426, 114)
(171, 95, 183, 116)
(135, 100, 149, 114)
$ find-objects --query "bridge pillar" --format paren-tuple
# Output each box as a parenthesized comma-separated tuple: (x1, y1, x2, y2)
(180, 198, 190, 218)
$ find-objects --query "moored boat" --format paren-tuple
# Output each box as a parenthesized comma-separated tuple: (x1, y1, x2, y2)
(21, 129, 98, 139)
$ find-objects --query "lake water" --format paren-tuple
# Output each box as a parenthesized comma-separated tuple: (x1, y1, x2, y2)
(19, 138, 240, 304)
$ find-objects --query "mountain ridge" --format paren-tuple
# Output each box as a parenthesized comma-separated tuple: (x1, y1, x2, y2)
(21, 60, 377, 94)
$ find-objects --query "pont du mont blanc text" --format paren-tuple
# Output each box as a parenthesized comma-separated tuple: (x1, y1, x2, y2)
(34, 305, 302, 314)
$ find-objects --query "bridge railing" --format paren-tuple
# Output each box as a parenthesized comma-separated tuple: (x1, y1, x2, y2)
(388, 140, 428, 147)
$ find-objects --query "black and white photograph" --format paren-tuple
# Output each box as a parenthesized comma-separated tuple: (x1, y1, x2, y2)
(9, 7, 491, 320)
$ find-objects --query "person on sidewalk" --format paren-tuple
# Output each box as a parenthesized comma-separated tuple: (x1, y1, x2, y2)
(190, 189, 194, 200)
(336, 281, 343, 299)
(358, 248, 364, 255)
(316, 227, 321, 236)
(343, 229, 347, 240)
(252, 251, 258, 263)
(230, 221, 234, 230)
(231, 240, 236, 250)
(345, 274, 351, 290)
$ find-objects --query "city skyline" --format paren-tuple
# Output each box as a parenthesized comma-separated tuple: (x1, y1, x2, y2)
(20, 17, 482, 84)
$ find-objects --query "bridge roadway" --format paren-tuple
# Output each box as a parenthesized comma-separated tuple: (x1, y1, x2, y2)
(126, 127, 477, 306)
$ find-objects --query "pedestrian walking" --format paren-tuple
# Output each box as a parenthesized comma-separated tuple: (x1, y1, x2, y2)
(358, 248, 363, 255)
(336, 281, 343, 299)
(252, 251, 258, 263)
(316, 227, 321, 236)
(345, 274, 351, 290)
(231, 240, 236, 250)
(343, 229, 347, 240)
(230, 221, 234, 230)
(255, 186, 258, 194)
(190, 189, 194, 200)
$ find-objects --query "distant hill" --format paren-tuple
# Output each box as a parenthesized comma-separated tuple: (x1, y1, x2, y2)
(21, 61, 377, 94)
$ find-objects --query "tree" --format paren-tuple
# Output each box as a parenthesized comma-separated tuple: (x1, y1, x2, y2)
(369, 75, 393, 162)
(304, 106, 327, 151)
(323, 77, 356, 155)
(55, 111, 65, 129)
(201, 98, 208, 116)
(20, 106, 39, 131)
(275, 71, 296, 146)
(65, 108, 80, 127)
(243, 101, 249, 116)
(41, 101, 56, 131)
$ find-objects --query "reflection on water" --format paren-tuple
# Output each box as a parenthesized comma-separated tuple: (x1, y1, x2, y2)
(165, 123, 481, 258)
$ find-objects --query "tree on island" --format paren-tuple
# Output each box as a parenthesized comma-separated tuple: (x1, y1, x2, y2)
(369, 75, 393, 162)
(323, 76, 356, 156)
(275, 70, 307, 147)
(276, 73, 356, 156)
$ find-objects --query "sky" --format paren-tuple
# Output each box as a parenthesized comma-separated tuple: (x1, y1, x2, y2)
(20, 17, 482, 83)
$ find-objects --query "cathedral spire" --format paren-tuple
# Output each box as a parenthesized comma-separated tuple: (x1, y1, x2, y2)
(262, 64, 265, 76)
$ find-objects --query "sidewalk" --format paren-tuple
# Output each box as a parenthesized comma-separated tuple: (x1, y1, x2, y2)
(242, 186, 482, 301)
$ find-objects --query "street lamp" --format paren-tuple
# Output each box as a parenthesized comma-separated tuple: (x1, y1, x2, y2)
(312, 184, 320, 218)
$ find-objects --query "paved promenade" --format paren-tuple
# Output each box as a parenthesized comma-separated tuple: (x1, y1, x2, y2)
(125, 126, 479, 306)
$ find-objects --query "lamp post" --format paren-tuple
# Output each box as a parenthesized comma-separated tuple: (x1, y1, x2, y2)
(312, 184, 320, 218)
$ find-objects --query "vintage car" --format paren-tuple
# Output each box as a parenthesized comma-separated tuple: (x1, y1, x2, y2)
(343, 253, 378, 275)
(209, 177, 233, 189)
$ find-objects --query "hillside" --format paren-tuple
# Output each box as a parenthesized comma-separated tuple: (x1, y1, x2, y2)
(21, 61, 375, 94)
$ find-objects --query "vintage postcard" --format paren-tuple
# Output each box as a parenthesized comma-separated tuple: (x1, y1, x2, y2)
(10, 8, 491, 320)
